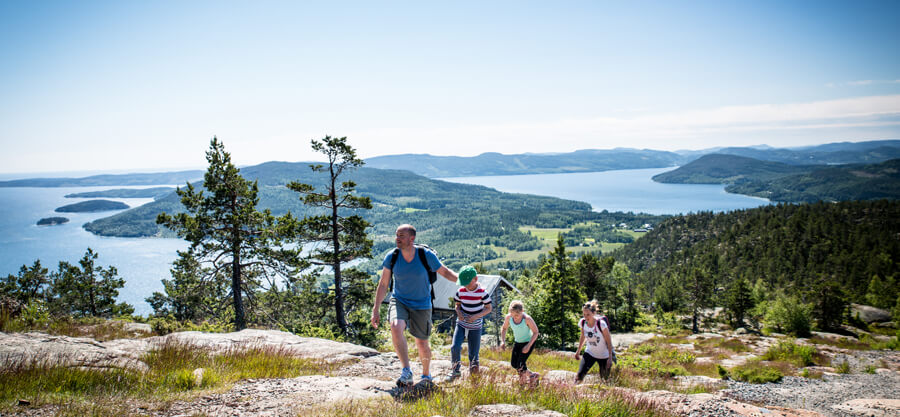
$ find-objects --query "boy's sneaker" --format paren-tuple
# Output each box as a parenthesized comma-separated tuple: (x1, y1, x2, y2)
(396, 367, 413, 387)
(443, 370, 461, 383)
(420, 374, 434, 385)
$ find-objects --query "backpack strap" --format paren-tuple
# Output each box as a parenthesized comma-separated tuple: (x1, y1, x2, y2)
(388, 248, 400, 292)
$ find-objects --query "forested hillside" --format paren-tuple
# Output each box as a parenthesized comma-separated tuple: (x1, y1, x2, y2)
(613, 200, 900, 307)
(84, 162, 666, 269)
(652, 154, 811, 184)
(727, 158, 900, 202)
(365, 149, 685, 177)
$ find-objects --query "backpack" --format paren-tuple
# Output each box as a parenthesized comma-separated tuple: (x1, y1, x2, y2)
(388, 244, 438, 301)
(580, 315, 611, 333)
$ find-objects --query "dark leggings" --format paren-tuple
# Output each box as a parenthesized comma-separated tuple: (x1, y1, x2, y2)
(510, 342, 533, 373)
(576, 351, 610, 381)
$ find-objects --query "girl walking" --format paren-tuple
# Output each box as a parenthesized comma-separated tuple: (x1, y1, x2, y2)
(499, 300, 540, 384)
(574, 300, 614, 383)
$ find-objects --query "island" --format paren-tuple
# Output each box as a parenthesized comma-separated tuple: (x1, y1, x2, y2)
(55, 199, 130, 213)
(36, 217, 69, 226)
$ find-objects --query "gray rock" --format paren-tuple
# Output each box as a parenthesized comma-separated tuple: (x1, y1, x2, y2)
(0, 332, 149, 372)
(470, 404, 566, 417)
(735, 327, 748, 335)
(831, 398, 900, 416)
(2, 329, 380, 372)
(872, 321, 897, 329)
(850, 304, 892, 324)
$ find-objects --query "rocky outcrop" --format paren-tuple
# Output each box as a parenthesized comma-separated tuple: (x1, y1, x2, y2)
(850, 304, 892, 324)
(0, 332, 149, 372)
(1, 329, 380, 372)
(831, 398, 900, 416)
(469, 404, 566, 416)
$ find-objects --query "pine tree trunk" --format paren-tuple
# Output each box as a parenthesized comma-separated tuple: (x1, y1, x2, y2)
(331, 170, 347, 334)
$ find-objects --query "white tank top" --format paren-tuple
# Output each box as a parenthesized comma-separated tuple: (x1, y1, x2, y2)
(580, 317, 610, 359)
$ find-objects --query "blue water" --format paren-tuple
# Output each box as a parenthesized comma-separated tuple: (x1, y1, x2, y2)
(0, 186, 188, 315)
(1, 168, 770, 315)
(440, 167, 771, 215)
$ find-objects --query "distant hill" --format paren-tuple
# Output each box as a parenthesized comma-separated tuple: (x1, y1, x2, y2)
(653, 154, 900, 203)
(55, 199, 130, 213)
(727, 158, 900, 203)
(652, 154, 812, 184)
(365, 149, 687, 178)
(83, 161, 666, 269)
(712, 140, 900, 165)
(65, 187, 176, 199)
(0, 170, 203, 187)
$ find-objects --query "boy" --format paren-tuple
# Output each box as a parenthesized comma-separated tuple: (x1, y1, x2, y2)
(445, 265, 492, 381)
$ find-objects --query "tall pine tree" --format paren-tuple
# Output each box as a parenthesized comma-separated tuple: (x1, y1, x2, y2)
(287, 136, 373, 335)
(157, 137, 305, 330)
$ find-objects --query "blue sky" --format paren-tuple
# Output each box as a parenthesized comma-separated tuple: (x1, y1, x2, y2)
(1, 0, 899, 174)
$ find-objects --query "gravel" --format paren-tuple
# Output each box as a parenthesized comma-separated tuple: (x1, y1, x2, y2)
(721, 371, 900, 417)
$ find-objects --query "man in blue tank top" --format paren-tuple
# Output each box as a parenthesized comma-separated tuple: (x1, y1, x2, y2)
(371, 224, 459, 386)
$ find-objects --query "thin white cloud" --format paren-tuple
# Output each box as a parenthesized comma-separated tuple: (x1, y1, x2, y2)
(349, 95, 900, 156)
(833, 79, 900, 87)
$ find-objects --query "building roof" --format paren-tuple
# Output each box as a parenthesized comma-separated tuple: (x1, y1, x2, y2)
(431, 274, 519, 311)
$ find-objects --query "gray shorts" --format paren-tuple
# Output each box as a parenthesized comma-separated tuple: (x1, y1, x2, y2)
(388, 298, 432, 340)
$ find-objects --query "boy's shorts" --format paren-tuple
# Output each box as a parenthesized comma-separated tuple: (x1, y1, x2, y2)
(388, 298, 432, 340)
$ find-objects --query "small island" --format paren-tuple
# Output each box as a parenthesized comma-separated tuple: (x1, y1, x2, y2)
(37, 217, 70, 226)
(55, 199, 130, 213)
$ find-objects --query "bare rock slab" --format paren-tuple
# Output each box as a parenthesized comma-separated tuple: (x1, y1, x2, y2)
(0, 332, 148, 372)
(470, 404, 566, 417)
(831, 398, 900, 417)
(163, 375, 394, 416)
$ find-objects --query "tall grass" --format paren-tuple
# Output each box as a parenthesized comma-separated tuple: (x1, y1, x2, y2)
(0, 340, 342, 408)
(316, 370, 672, 417)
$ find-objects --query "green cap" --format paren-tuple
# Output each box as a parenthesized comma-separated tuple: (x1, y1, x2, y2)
(459, 265, 477, 286)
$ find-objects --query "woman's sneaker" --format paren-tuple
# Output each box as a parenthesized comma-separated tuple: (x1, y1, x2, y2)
(442, 370, 461, 383)
(396, 367, 413, 387)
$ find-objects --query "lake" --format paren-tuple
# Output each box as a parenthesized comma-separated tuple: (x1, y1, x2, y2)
(440, 167, 770, 215)
(0, 168, 770, 315)
(0, 186, 188, 315)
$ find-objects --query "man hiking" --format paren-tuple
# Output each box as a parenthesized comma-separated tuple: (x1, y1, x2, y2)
(371, 224, 459, 386)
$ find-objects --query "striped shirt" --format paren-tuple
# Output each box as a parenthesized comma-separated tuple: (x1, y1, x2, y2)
(454, 283, 492, 330)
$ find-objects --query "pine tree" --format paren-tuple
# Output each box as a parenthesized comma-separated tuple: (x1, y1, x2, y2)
(686, 267, 713, 333)
(287, 136, 373, 335)
(531, 235, 584, 349)
(157, 137, 305, 330)
(2, 260, 50, 305)
(50, 248, 132, 318)
(725, 275, 754, 328)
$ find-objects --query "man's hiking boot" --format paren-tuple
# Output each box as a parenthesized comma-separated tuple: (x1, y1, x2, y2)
(443, 370, 461, 383)
(396, 367, 413, 387)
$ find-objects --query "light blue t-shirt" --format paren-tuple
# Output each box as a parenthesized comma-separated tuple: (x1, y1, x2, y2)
(382, 247, 442, 310)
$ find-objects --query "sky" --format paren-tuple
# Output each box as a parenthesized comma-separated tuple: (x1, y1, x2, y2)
(1, 0, 899, 175)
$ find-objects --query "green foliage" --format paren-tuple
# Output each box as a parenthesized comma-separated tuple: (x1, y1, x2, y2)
(810, 279, 848, 331)
(615, 200, 900, 329)
(764, 293, 812, 337)
(155, 138, 306, 330)
(1, 260, 50, 306)
(528, 236, 584, 349)
(725, 275, 754, 328)
(146, 251, 231, 323)
(762, 339, 818, 367)
(50, 248, 133, 318)
(287, 136, 374, 335)
(865, 274, 898, 309)
(730, 361, 783, 383)
(835, 360, 851, 374)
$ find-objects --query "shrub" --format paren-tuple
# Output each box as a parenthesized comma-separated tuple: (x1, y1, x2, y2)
(763, 339, 818, 367)
(730, 362, 783, 383)
(835, 360, 851, 374)
(764, 293, 812, 337)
